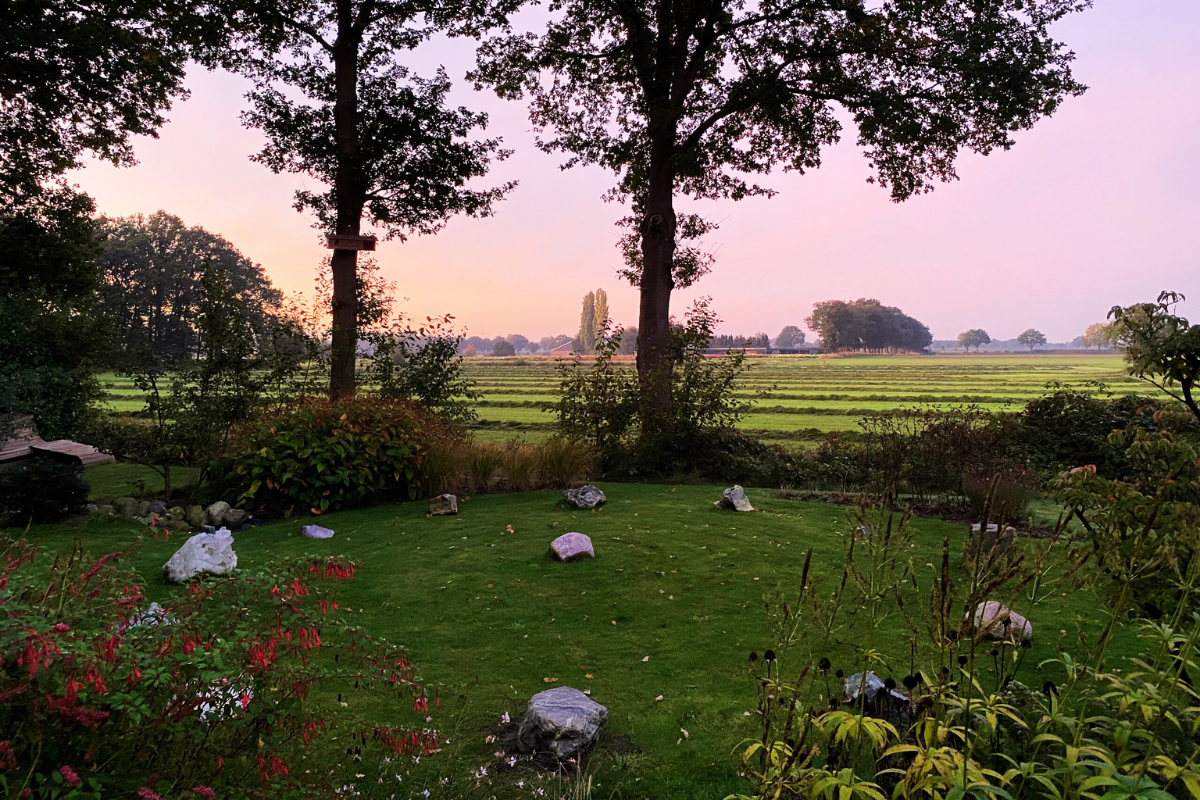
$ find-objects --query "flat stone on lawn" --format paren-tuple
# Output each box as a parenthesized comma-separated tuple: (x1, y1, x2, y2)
(300, 524, 335, 540)
(562, 484, 606, 509)
(163, 528, 237, 583)
(429, 494, 458, 516)
(550, 532, 594, 562)
(971, 601, 1033, 643)
(715, 485, 754, 512)
(516, 686, 608, 758)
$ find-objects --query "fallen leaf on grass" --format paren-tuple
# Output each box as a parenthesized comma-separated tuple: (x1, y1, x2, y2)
(642, 656, 650, 662)
(585, 674, 593, 679)
(655, 695, 663, 702)
(543, 677, 558, 683)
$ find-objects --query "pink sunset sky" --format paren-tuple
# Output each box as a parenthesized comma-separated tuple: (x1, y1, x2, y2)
(72, 0, 1200, 343)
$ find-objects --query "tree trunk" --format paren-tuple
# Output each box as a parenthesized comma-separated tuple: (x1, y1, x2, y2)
(328, 17, 365, 400)
(635, 128, 677, 423)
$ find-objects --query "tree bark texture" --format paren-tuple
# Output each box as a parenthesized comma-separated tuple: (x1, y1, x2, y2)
(328, 8, 365, 400)
(635, 124, 678, 422)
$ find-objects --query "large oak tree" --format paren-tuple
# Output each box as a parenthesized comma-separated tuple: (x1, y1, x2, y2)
(234, 0, 516, 398)
(474, 0, 1088, 419)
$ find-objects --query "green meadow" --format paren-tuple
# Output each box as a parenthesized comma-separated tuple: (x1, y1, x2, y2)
(13, 482, 1126, 800)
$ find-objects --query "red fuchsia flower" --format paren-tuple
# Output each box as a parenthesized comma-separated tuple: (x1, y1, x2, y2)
(58, 765, 81, 786)
(136, 787, 163, 800)
(191, 787, 216, 800)
(413, 695, 428, 714)
(0, 741, 17, 770)
(240, 692, 251, 711)
(52, 623, 70, 634)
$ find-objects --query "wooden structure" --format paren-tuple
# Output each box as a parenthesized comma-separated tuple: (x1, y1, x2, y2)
(0, 416, 114, 468)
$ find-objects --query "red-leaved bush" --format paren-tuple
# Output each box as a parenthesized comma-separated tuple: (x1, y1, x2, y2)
(0, 536, 439, 798)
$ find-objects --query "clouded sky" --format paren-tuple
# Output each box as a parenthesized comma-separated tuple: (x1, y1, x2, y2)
(72, 0, 1200, 342)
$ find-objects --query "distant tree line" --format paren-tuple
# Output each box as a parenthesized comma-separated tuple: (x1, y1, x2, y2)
(805, 299, 932, 354)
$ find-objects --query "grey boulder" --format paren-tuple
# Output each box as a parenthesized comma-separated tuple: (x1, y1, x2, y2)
(149, 499, 168, 516)
(136, 500, 152, 518)
(516, 686, 607, 758)
(429, 494, 458, 516)
(113, 497, 138, 518)
(185, 505, 206, 529)
(222, 508, 250, 528)
(562, 485, 606, 509)
(300, 524, 335, 540)
(205, 501, 231, 527)
(163, 528, 238, 583)
(550, 532, 595, 562)
(715, 485, 754, 512)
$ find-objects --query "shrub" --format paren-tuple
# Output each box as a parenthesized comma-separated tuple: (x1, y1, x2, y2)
(537, 436, 594, 488)
(215, 398, 456, 514)
(419, 438, 466, 496)
(0, 457, 89, 522)
(0, 536, 437, 799)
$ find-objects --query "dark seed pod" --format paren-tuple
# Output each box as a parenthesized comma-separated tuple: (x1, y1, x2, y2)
(818, 657, 831, 674)
(883, 677, 896, 690)
(749, 651, 759, 663)
(835, 669, 844, 679)
(903, 674, 919, 690)
(764, 650, 776, 662)
(957, 655, 969, 666)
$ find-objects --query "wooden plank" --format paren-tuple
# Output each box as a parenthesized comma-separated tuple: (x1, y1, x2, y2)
(324, 234, 377, 251)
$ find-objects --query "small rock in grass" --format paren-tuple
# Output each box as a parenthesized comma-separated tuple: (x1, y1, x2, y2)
(167, 505, 186, 521)
(300, 524, 335, 540)
(845, 672, 910, 704)
(516, 686, 607, 758)
(429, 494, 458, 516)
(550, 532, 594, 562)
(971, 601, 1032, 643)
(562, 485, 606, 509)
(163, 528, 237, 584)
(715, 485, 754, 512)
(222, 508, 250, 528)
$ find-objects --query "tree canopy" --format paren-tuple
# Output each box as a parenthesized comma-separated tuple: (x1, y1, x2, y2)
(957, 329, 992, 352)
(775, 326, 806, 349)
(1017, 328, 1048, 351)
(806, 299, 931, 354)
(474, 0, 1087, 417)
(1111, 291, 1200, 422)
(97, 212, 282, 362)
(0, 0, 230, 206)
(232, 0, 516, 398)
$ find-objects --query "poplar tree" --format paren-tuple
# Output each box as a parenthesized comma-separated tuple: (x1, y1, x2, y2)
(593, 288, 610, 347)
(578, 291, 597, 353)
(474, 0, 1088, 420)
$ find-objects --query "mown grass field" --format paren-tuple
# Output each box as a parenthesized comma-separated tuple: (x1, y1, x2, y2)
(97, 353, 1155, 451)
(460, 353, 1154, 447)
(11, 483, 1130, 800)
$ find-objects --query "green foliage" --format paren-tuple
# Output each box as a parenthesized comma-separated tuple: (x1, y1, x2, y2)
(959, 329, 993, 352)
(464, 443, 502, 493)
(1017, 384, 1165, 477)
(1110, 291, 1200, 423)
(577, 291, 597, 355)
(0, 458, 89, 522)
(555, 329, 640, 454)
(0, 187, 106, 441)
(491, 338, 516, 357)
(97, 211, 282, 362)
(361, 313, 480, 425)
(217, 398, 455, 514)
(775, 326, 805, 349)
(0, 1, 229, 203)
(807, 300, 932, 354)
(1016, 328, 1047, 351)
(535, 436, 595, 489)
(0, 536, 436, 798)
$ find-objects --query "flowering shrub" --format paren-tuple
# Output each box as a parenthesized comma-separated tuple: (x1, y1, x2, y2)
(0, 536, 439, 798)
(215, 398, 459, 514)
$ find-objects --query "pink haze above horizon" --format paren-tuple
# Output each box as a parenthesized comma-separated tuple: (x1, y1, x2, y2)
(71, 0, 1200, 343)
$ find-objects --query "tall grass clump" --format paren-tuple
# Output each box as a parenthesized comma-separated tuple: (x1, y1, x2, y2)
(464, 443, 502, 493)
(537, 436, 594, 488)
(419, 438, 466, 496)
(498, 440, 539, 491)
(962, 469, 1031, 523)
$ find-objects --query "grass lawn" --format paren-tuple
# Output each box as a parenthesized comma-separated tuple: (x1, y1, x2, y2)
(10, 484, 1130, 799)
(85, 462, 201, 501)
